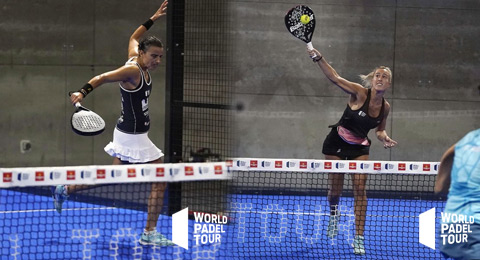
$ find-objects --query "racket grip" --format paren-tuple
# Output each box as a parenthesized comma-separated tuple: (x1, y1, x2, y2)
(307, 42, 317, 58)
(307, 42, 314, 50)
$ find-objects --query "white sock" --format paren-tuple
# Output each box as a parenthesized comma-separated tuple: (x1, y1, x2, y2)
(144, 228, 156, 234)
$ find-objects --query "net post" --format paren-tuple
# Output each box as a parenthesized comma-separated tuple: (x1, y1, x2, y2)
(165, 0, 185, 216)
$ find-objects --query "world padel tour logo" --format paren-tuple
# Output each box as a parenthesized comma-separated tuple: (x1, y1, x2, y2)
(172, 207, 227, 249)
(419, 208, 475, 250)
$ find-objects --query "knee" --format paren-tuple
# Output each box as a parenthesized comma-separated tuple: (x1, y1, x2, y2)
(353, 186, 366, 197)
(328, 189, 342, 199)
(151, 182, 167, 192)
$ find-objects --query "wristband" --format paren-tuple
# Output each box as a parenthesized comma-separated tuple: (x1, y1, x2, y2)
(142, 19, 154, 30)
(79, 83, 94, 97)
(312, 56, 323, 63)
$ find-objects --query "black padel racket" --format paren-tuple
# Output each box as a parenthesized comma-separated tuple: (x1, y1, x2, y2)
(285, 5, 317, 56)
(69, 93, 105, 136)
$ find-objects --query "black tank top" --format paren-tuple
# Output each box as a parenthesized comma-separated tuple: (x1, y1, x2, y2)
(116, 58, 152, 134)
(331, 89, 385, 138)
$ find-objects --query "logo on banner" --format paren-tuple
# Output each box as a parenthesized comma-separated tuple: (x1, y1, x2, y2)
(17, 172, 29, 181)
(170, 168, 180, 176)
(385, 163, 394, 170)
(311, 162, 321, 169)
(237, 160, 247, 167)
(324, 162, 332, 169)
(275, 161, 283, 168)
(3, 172, 12, 183)
(349, 162, 356, 170)
(250, 160, 258, 168)
(67, 170, 76, 180)
(97, 169, 106, 179)
(335, 162, 345, 169)
(111, 170, 122, 178)
(419, 208, 476, 250)
(300, 161, 307, 169)
(81, 171, 92, 179)
(423, 164, 431, 171)
(399, 163, 406, 171)
(172, 208, 228, 250)
(226, 160, 233, 167)
(185, 166, 194, 176)
(214, 165, 223, 175)
(50, 171, 61, 180)
(35, 171, 44, 182)
(286, 161, 296, 168)
(199, 166, 210, 174)
(128, 168, 136, 178)
(410, 164, 419, 170)
(261, 161, 271, 167)
(156, 167, 165, 177)
(374, 163, 381, 171)
(141, 168, 151, 176)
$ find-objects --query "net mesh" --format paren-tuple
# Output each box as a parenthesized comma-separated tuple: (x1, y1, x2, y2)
(173, 0, 234, 229)
(1, 159, 449, 259)
(1, 162, 230, 259)
(182, 0, 233, 160)
(225, 159, 446, 260)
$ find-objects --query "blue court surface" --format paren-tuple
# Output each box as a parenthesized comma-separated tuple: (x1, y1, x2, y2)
(1, 189, 447, 259)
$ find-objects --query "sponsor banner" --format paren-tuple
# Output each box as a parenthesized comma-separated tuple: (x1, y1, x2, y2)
(231, 158, 439, 175)
(0, 162, 230, 188)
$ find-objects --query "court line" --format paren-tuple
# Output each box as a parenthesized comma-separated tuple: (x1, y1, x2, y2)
(227, 210, 443, 219)
(0, 207, 120, 214)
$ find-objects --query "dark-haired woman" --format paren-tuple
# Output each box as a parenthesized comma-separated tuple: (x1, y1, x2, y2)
(52, 0, 173, 246)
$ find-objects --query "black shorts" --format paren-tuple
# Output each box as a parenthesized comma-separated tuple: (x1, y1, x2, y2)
(322, 127, 370, 160)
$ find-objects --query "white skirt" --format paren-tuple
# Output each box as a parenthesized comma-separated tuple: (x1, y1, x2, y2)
(104, 128, 164, 163)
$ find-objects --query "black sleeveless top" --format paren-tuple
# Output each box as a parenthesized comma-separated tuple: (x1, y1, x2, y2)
(330, 89, 385, 139)
(116, 58, 152, 134)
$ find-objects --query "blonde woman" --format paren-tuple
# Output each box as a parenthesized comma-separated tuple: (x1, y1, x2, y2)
(308, 48, 397, 255)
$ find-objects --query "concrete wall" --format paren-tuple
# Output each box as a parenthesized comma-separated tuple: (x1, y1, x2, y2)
(0, 0, 167, 167)
(1, 0, 479, 167)
(232, 0, 480, 161)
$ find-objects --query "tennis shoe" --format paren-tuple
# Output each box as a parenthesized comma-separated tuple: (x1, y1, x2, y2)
(139, 231, 175, 246)
(352, 235, 366, 255)
(327, 214, 339, 238)
(51, 185, 68, 213)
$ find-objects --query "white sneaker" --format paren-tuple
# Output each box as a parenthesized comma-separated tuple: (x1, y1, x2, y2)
(139, 231, 174, 246)
(327, 214, 339, 238)
(51, 185, 69, 213)
(352, 235, 366, 255)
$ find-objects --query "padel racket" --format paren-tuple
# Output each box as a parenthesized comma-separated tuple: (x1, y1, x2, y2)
(285, 5, 316, 56)
(69, 93, 105, 136)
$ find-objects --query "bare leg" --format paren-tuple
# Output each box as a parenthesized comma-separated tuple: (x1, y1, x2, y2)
(325, 155, 345, 215)
(144, 158, 167, 232)
(352, 155, 369, 237)
(145, 181, 167, 231)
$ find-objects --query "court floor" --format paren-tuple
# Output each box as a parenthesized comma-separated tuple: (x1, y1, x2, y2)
(1, 189, 446, 259)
